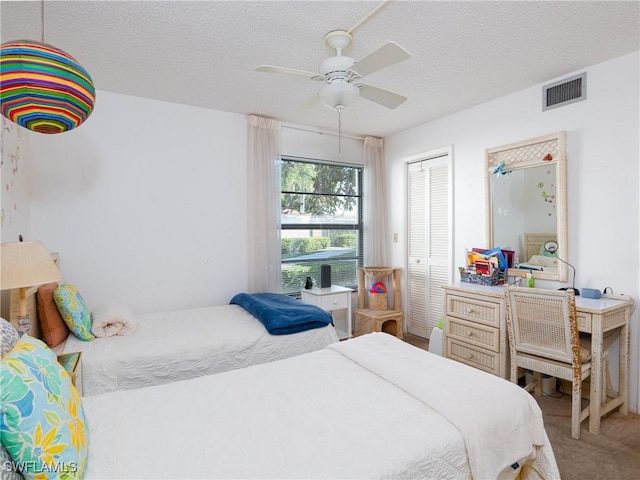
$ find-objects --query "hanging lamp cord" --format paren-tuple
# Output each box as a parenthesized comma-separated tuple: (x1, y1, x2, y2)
(41, 0, 45, 43)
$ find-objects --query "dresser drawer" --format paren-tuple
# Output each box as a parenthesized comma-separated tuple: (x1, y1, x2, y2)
(447, 317, 500, 352)
(318, 293, 349, 311)
(446, 338, 501, 376)
(446, 294, 501, 327)
(576, 312, 591, 333)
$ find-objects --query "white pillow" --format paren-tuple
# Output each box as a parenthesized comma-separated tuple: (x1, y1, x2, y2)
(91, 304, 137, 337)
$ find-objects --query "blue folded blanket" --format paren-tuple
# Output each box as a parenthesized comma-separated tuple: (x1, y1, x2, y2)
(230, 293, 334, 335)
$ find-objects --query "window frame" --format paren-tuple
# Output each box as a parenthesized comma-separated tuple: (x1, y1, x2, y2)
(280, 156, 363, 294)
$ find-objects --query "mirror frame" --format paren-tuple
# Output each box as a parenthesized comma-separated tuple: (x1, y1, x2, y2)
(485, 131, 568, 282)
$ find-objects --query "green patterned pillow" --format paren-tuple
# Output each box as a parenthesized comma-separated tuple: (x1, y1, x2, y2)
(53, 284, 94, 342)
(0, 335, 87, 479)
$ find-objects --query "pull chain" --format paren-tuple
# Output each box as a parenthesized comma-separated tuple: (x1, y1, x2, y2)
(338, 108, 342, 154)
(336, 106, 343, 154)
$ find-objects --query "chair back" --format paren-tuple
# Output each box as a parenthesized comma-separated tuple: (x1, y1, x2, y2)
(505, 286, 580, 367)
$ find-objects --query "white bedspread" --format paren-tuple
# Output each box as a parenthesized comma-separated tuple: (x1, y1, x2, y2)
(63, 304, 338, 396)
(82, 333, 559, 480)
(328, 333, 550, 480)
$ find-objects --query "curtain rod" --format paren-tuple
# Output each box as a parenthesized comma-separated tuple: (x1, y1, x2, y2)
(281, 122, 365, 141)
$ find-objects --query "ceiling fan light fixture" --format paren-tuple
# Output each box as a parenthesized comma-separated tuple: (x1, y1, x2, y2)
(319, 82, 360, 110)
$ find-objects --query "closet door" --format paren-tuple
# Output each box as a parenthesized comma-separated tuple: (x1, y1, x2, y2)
(407, 152, 452, 339)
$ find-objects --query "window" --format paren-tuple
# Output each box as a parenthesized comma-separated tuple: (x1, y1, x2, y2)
(281, 157, 363, 294)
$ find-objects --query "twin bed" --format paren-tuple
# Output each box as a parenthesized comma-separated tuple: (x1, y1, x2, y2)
(20, 285, 339, 396)
(62, 303, 338, 396)
(3, 284, 562, 479)
(82, 333, 560, 479)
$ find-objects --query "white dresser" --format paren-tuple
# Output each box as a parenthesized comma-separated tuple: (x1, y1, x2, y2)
(443, 282, 633, 434)
(443, 283, 508, 378)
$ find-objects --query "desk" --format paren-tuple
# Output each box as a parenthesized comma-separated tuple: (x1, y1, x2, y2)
(443, 283, 632, 434)
(575, 295, 632, 434)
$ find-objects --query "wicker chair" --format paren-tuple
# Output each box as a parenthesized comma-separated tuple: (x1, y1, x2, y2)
(504, 286, 595, 440)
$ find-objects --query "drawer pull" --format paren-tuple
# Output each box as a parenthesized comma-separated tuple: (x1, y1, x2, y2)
(332, 300, 338, 305)
(467, 330, 473, 337)
(467, 353, 474, 360)
(466, 307, 475, 314)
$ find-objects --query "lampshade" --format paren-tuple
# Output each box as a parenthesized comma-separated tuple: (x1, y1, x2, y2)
(0, 240, 62, 290)
(319, 81, 360, 110)
(0, 40, 96, 134)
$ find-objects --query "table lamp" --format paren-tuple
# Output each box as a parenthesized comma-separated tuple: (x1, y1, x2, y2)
(1, 240, 62, 332)
(544, 240, 580, 296)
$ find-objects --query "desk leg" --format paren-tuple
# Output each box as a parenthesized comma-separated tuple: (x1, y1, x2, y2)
(619, 319, 629, 415)
(346, 292, 352, 338)
(588, 314, 603, 435)
(588, 309, 630, 434)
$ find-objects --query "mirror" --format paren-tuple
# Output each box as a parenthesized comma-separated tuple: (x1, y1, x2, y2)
(485, 132, 568, 282)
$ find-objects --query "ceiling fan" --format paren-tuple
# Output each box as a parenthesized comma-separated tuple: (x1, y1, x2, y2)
(255, 29, 411, 114)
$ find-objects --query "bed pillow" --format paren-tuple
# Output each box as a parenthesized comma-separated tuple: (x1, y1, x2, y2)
(0, 443, 24, 480)
(1, 317, 21, 359)
(36, 283, 70, 348)
(0, 335, 87, 479)
(53, 283, 94, 342)
(91, 304, 137, 337)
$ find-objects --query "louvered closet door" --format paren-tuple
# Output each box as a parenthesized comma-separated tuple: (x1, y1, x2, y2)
(407, 153, 451, 339)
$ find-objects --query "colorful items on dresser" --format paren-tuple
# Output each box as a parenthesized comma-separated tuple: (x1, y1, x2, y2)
(459, 247, 511, 286)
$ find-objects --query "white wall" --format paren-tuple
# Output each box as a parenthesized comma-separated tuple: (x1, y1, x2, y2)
(385, 51, 640, 410)
(25, 93, 363, 315)
(1, 118, 32, 245)
(29, 91, 248, 313)
(0, 118, 33, 319)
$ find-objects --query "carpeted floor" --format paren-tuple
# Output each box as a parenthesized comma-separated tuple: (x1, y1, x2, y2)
(536, 393, 640, 480)
(402, 333, 640, 479)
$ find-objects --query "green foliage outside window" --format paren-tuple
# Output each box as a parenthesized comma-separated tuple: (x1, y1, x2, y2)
(280, 158, 362, 294)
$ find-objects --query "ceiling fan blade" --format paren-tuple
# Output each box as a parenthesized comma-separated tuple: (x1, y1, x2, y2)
(292, 94, 321, 114)
(255, 65, 320, 80)
(358, 83, 407, 109)
(350, 42, 410, 77)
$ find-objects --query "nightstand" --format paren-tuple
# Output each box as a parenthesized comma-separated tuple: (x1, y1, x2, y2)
(301, 286, 353, 340)
(57, 352, 83, 395)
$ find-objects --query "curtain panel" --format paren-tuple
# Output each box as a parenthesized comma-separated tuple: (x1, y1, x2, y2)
(247, 115, 282, 292)
(363, 136, 388, 266)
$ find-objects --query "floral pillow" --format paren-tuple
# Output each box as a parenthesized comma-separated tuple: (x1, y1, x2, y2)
(53, 283, 94, 342)
(0, 335, 87, 479)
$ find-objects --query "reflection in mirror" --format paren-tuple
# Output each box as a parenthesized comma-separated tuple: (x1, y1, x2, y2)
(486, 132, 568, 282)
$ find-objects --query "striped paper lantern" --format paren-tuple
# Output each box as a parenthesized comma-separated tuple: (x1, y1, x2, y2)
(0, 40, 95, 134)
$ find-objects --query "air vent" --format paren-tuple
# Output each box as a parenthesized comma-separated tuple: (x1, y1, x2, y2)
(543, 72, 586, 111)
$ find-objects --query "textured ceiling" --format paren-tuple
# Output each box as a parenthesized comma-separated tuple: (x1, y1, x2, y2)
(1, 0, 639, 138)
